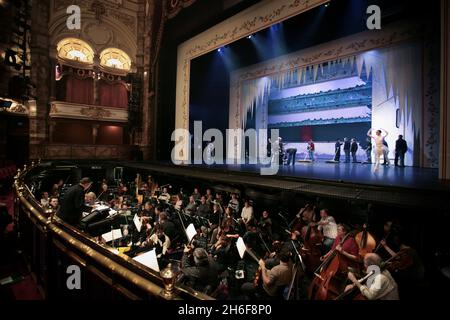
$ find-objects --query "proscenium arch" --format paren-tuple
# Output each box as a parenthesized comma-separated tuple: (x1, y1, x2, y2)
(173, 0, 330, 162)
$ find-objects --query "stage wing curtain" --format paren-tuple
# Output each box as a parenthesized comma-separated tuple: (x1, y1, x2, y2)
(65, 76, 94, 105)
(98, 80, 129, 108)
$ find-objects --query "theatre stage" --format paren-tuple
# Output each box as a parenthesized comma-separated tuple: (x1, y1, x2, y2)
(123, 160, 450, 210)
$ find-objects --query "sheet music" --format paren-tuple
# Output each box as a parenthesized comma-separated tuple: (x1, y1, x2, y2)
(133, 214, 142, 232)
(101, 229, 123, 243)
(186, 223, 197, 242)
(133, 249, 160, 272)
(236, 237, 246, 259)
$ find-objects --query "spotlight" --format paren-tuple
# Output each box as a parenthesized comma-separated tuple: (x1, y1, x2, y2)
(247, 35, 252, 39)
(324, 3, 329, 7)
(217, 48, 222, 53)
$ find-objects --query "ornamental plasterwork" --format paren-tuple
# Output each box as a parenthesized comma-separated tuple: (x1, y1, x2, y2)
(80, 106, 112, 119)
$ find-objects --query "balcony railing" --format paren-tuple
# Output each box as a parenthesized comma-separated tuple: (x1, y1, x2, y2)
(49, 101, 128, 123)
(13, 161, 212, 300)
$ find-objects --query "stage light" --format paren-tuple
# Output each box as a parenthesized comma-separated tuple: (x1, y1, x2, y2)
(324, 3, 329, 7)
(247, 35, 252, 39)
(217, 48, 222, 53)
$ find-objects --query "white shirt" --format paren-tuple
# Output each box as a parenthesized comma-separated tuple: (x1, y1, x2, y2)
(41, 198, 49, 208)
(359, 269, 399, 300)
(148, 234, 171, 256)
(241, 206, 254, 223)
(318, 216, 337, 239)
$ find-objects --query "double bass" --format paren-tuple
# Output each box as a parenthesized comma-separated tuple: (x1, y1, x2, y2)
(300, 221, 323, 273)
(355, 224, 376, 260)
(308, 232, 353, 300)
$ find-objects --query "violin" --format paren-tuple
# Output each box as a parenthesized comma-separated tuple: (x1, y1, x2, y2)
(355, 224, 376, 259)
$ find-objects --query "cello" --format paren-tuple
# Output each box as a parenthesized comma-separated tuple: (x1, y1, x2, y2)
(308, 232, 354, 300)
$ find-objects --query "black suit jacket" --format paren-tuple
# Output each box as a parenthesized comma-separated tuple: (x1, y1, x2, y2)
(57, 184, 88, 225)
(344, 141, 351, 151)
(395, 139, 407, 153)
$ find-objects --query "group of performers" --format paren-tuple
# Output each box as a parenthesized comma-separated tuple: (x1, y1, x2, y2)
(50, 173, 424, 300)
(272, 128, 408, 169)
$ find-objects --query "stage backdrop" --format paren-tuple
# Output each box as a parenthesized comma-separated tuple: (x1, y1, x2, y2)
(229, 22, 438, 167)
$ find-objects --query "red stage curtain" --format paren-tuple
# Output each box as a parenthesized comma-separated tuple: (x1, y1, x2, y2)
(65, 76, 94, 105)
(98, 80, 128, 108)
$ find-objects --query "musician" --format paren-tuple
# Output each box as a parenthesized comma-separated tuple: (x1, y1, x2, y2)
(181, 247, 219, 293)
(174, 194, 183, 211)
(346, 253, 399, 300)
(321, 224, 359, 272)
(258, 249, 293, 298)
(117, 182, 128, 196)
(160, 187, 171, 202)
(192, 226, 209, 250)
(215, 192, 224, 206)
(48, 197, 59, 211)
(57, 177, 93, 226)
(241, 200, 254, 226)
(211, 234, 231, 273)
(141, 201, 155, 222)
(185, 195, 198, 215)
(196, 196, 211, 218)
(85, 192, 96, 206)
(40, 191, 49, 208)
(142, 225, 171, 258)
(98, 183, 110, 203)
(159, 212, 177, 242)
(380, 235, 425, 299)
(317, 209, 337, 251)
(206, 193, 215, 206)
(228, 193, 240, 214)
(192, 187, 201, 201)
(208, 203, 222, 244)
(258, 210, 273, 241)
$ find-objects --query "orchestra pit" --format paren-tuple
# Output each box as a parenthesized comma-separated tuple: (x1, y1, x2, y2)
(0, 0, 450, 307)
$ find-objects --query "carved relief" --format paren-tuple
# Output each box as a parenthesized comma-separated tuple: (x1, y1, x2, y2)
(80, 106, 112, 119)
(84, 22, 114, 46)
(167, 0, 197, 19)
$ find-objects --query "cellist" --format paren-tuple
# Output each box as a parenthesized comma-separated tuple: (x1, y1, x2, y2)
(320, 223, 359, 273)
(345, 253, 399, 300)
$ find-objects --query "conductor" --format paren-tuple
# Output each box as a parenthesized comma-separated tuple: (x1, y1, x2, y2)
(57, 177, 93, 226)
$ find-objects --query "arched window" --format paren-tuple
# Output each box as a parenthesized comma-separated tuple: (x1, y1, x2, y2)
(57, 38, 94, 64)
(100, 48, 131, 72)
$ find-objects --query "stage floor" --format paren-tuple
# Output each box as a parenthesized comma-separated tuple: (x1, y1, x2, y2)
(196, 161, 444, 191)
(123, 160, 449, 209)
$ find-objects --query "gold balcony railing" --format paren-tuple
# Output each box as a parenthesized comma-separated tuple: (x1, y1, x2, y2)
(13, 161, 212, 300)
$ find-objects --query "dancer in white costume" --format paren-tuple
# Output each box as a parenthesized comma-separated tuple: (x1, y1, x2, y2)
(367, 128, 388, 171)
